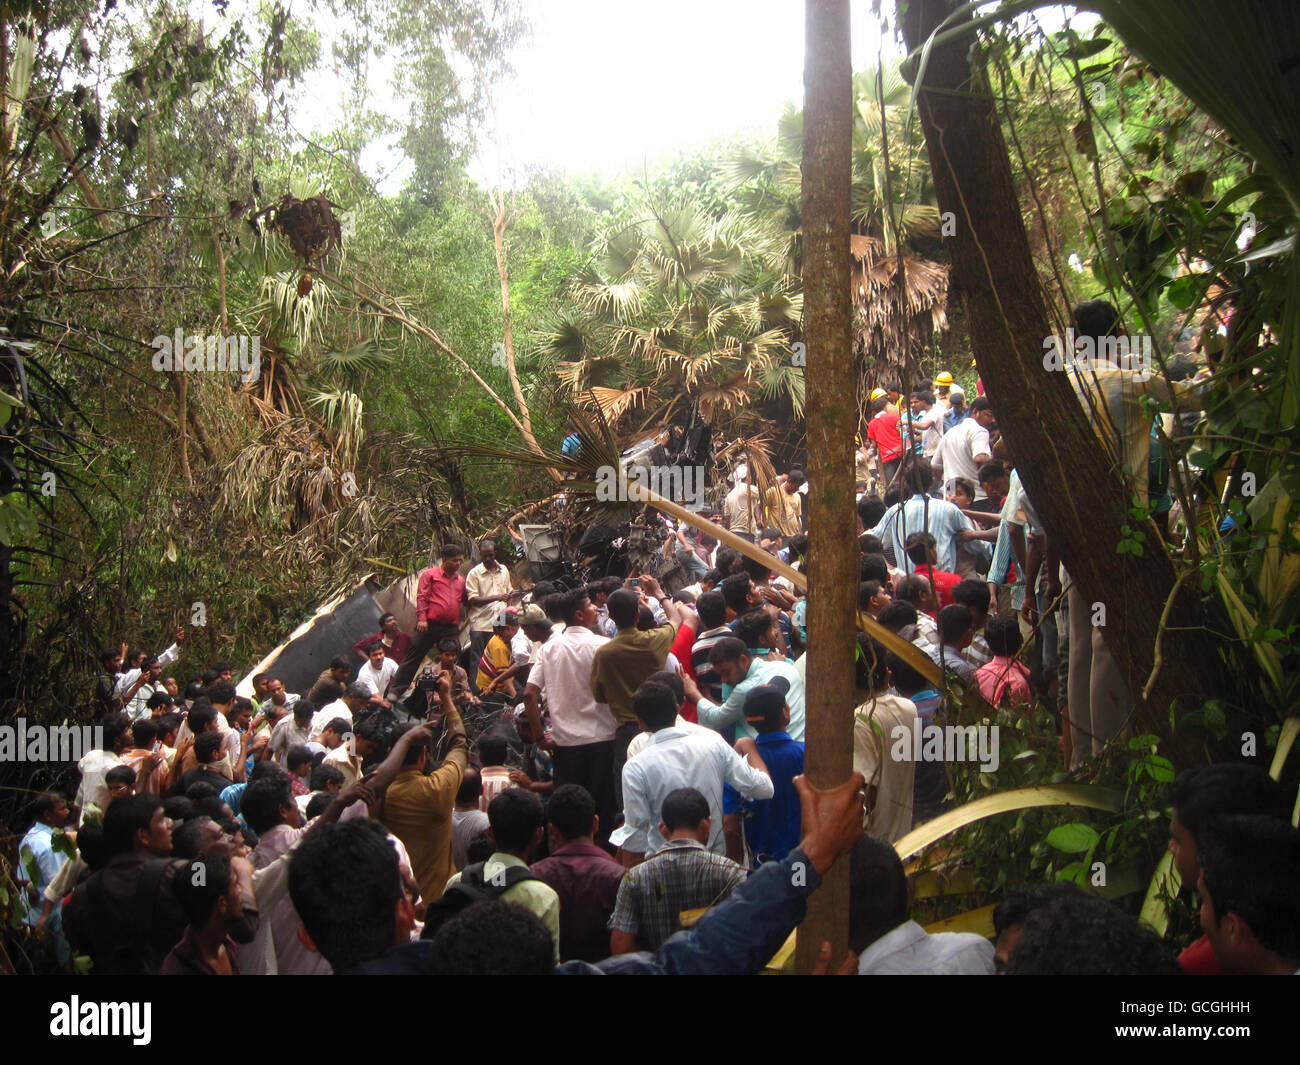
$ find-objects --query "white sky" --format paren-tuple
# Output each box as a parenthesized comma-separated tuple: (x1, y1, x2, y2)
(193, 0, 1085, 190)
(474, 0, 899, 184)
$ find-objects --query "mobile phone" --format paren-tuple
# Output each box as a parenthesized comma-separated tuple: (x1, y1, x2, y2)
(628, 577, 641, 588)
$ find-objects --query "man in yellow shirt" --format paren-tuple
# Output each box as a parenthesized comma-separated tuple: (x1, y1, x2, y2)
(375, 674, 468, 903)
(764, 469, 805, 538)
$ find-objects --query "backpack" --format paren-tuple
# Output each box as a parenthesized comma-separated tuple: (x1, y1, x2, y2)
(419, 861, 540, 941)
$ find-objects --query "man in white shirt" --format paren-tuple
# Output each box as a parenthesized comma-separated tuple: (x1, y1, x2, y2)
(850, 834, 994, 974)
(723, 465, 762, 540)
(464, 539, 518, 668)
(308, 684, 369, 742)
(74, 714, 133, 823)
(933, 396, 995, 499)
(852, 635, 918, 843)
(113, 630, 184, 717)
(523, 588, 615, 838)
(611, 679, 773, 864)
(355, 643, 399, 708)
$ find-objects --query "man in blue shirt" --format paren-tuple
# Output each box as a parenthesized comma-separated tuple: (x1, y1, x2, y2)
(727, 678, 804, 868)
(17, 792, 72, 961)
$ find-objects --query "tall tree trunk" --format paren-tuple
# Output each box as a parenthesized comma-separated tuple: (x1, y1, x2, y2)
(489, 186, 553, 480)
(898, 0, 1234, 763)
(795, 0, 856, 973)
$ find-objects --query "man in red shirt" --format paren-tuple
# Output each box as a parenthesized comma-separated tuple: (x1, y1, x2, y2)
(904, 531, 961, 607)
(392, 544, 468, 695)
(865, 394, 905, 492)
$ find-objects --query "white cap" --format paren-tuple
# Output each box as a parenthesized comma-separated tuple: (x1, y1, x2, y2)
(948, 385, 965, 398)
(733, 464, 749, 484)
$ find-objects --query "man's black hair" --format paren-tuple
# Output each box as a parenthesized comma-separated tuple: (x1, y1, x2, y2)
(174, 854, 232, 927)
(131, 719, 159, 748)
(702, 568, 725, 587)
(248, 761, 286, 786)
(426, 900, 554, 975)
(661, 787, 710, 832)
(646, 669, 684, 706)
(1006, 892, 1180, 975)
(607, 588, 640, 629)
(1072, 298, 1120, 342)
(938, 603, 973, 645)
(713, 545, 742, 576)
(477, 734, 509, 767)
(951, 477, 977, 500)
(101, 648, 120, 666)
(293, 699, 315, 723)
(289, 819, 402, 973)
(156, 712, 182, 740)
(466, 831, 496, 865)
(903, 531, 936, 565)
(556, 588, 592, 626)
(696, 590, 727, 629)
(876, 601, 919, 633)
(740, 554, 771, 584)
(163, 796, 198, 824)
(344, 683, 371, 702)
(910, 390, 935, 405)
(893, 574, 933, 606)
(310, 763, 346, 792)
(1167, 764, 1288, 841)
(858, 581, 886, 611)
(848, 834, 909, 952)
(977, 459, 1006, 485)
(171, 816, 217, 860)
(187, 704, 219, 734)
(951, 579, 991, 616)
(102, 712, 133, 751)
(305, 793, 333, 820)
(195, 730, 225, 764)
(985, 615, 1023, 658)
(487, 788, 544, 852)
(436, 636, 460, 654)
(786, 467, 806, 485)
(103, 793, 163, 855)
(185, 780, 219, 802)
(1198, 815, 1300, 963)
(329, 655, 350, 672)
(969, 396, 992, 415)
(242, 775, 295, 834)
(286, 744, 314, 772)
(30, 791, 64, 823)
(707, 636, 748, 667)
(992, 881, 1084, 935)
(632, 680, 679, 731)
(440, 543, 465, 559)
(859, 553, 889, 586)
(734, 609, 775, 648)
(788, 533, 809, 558)
(207, 680, 236, 706)
(456, 766, 483, 806)
(324, 717, 352, 737)
(853, 633, 890, 693)
(719, 573, 753, 614)
(145, 690, 174, 711)
(886, 651, 929, 695)
(389, 721, 430, 767)
(106, 764, 137, 788)
(857, 493, 886, 530)
(858, 533, 884, 556)
(547, 784, 597, 842)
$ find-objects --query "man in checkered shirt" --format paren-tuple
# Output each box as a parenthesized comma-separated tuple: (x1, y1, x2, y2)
(608, 787, 747, 953)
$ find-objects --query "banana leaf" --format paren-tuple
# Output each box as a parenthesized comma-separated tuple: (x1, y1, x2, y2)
(894, 784, 1125, 862)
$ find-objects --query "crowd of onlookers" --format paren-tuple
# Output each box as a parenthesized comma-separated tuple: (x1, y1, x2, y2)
(7, 300, 1297, 975)
(10, 529, 1297, 975)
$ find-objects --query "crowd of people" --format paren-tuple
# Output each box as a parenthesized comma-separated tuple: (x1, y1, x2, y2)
(9, 300, 1298, 976)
